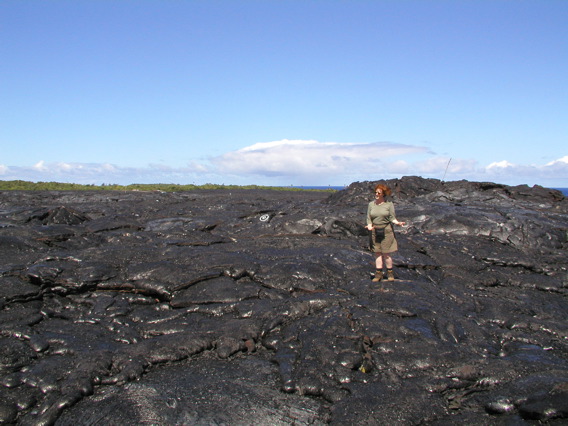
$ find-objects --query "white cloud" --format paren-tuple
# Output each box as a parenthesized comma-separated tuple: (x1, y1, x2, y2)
(2, 150, 566, 188)
(33, 160, 48, 171)
(101, 163, 118, 172)
(187, 161, 210, 173)
(546, 156, 568, 166)
(2, 140, 432, 186)
(210, 139, 429, 179)
(0, 161, 218, 186)
(484, 156, 568, 177)
(58, 162, 82, 172)
(37, 162, 118, 176)
(541, 156, 568, 181)
(148, 163, 175, 171)
(386, 155, 568, 188)
(386, 160, 411, 173)
(487, 160, 515, 169)
(478, 156, 568, 187)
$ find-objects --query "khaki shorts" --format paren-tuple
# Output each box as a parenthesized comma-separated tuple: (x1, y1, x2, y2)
(370, 224, 398, 253)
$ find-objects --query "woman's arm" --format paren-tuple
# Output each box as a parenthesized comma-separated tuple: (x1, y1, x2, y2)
(366, 203, 374, 230)
(390, 203, 406, 226)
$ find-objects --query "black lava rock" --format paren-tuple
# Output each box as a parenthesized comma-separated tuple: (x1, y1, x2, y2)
(0, 178, 566, 425)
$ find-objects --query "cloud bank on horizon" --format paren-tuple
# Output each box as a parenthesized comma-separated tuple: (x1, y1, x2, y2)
(1, 140, 567, 188)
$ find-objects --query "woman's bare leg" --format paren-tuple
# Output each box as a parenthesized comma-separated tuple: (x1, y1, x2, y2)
(374, 252, 384, 269)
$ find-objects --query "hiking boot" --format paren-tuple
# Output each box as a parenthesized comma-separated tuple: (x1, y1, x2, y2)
(372, 270, 383, 282)
(387, 269, 395, 281)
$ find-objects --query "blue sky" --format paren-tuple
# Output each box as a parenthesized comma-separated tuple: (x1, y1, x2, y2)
(1, 0, 567, 188)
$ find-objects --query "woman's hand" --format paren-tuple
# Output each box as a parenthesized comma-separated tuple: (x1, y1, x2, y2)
(394, 221, 406, 226)
(366, 224, 374, 231)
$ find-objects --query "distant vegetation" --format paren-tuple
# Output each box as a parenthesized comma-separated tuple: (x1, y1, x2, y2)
(0, 180, 336, 192)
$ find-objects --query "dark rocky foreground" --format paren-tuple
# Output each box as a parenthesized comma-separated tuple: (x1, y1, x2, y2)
(0, 176, 567, 425)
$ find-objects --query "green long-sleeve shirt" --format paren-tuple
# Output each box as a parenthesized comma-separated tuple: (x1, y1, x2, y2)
(366, 200, 397, 228)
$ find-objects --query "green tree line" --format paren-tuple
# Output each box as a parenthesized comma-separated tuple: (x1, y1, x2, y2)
(0, 180, 336, 192)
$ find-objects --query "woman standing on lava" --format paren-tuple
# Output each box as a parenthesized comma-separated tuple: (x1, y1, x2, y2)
(366, 183, 406, 282)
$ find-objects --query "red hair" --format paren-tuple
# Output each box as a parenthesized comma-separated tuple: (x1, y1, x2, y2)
(374, 184, 392, 197)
